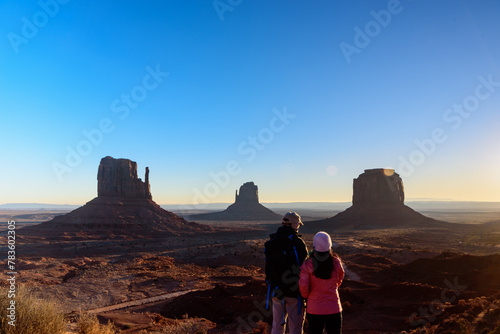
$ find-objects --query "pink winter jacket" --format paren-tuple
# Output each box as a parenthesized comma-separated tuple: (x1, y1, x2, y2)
(299, 256, 345, 315)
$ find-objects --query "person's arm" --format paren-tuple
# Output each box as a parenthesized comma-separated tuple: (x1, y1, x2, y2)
(299, 260, 311, 299)
(297, 238, 308, 265)
(334, 257, 345, 285)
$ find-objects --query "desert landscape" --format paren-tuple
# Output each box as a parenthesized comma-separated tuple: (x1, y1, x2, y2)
(3, 2, 500, 333)
(1, 160, 500, 333)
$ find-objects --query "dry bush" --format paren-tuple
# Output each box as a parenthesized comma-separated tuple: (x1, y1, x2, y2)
(158, 316, 207, 334)
(403, 295, 500, 334)
(252, 320, 270, 334)
(0, 285, 67, 334)
(457, 318, 473, 334)
(76, 312, 118, 334)
(488, 322, 500, 334)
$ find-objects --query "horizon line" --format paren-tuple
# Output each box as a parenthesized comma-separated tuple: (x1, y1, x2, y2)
(2, 199, 500, 207)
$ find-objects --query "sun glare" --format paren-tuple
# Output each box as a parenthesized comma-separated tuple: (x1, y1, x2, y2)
(383, 168, 395, 177)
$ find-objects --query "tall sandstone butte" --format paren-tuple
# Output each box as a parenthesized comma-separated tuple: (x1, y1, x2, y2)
(190, 182, 281, 221)
(352, 168, 404, 206)
(306, 168, 448, 230)
(97, 156, 152, 199)
(22, 156, 211, 239)
(234, 181, 259, 204)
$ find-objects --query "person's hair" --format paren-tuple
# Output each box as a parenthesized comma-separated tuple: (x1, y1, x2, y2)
(310, 249, 340, 279)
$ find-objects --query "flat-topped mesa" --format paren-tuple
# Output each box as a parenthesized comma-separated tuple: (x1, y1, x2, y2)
(352, 168, 404, 206)
(97, 156, 152, 200)
(305, 168, 449, 230)
(235, 182, 259, 204)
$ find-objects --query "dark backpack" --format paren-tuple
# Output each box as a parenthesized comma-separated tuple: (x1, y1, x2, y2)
(264, 233, 302, 301)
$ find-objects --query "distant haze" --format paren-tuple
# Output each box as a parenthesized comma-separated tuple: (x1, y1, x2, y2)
(3, 201, 500, 213)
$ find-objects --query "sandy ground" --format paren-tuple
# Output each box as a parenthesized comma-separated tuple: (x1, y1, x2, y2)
(1, 212, 500, 333)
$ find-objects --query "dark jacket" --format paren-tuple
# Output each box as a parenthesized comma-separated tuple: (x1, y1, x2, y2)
(265, 225, 308, 299)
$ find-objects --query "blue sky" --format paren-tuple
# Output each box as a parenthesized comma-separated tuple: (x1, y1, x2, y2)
(1, 0, 499, 205)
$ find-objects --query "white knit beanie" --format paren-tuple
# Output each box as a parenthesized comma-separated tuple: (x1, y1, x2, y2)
(313, 231, 332, 252)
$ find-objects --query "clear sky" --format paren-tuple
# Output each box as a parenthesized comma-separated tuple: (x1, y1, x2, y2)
(1, 0, 499, 206)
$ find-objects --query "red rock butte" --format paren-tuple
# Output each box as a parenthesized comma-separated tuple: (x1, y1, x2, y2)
(22, 156, 212, 240)
(190, 182, 281, 221)
(97, 156, 152, 200)
(308, 168, 450, 230)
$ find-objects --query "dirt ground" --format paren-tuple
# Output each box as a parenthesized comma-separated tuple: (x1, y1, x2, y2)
(3, 217, 500, 333)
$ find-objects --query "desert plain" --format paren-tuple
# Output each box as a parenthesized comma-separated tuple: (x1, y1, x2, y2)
(2, 204, 500, 334)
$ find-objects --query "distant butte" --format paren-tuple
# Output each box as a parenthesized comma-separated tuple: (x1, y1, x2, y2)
(190, 182, 281, 221)
(22, 156, 212, 240)
(307, 168, 450, 230)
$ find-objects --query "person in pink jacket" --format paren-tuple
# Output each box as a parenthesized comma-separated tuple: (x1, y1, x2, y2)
(299, 232, 345, 334)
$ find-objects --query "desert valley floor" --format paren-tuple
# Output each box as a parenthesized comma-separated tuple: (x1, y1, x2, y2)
(2, 209, 500, 333)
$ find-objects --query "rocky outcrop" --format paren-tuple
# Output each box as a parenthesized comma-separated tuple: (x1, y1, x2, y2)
(97, 156, 152, 199)
(234, 182, 259, 204)
(22, 157, 212, 240)
(190, 182, 281, 221)
(352, 169, 404, 205)
(305, 169, 449, 230)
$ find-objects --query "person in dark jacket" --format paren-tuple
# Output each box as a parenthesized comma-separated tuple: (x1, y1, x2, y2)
(265, 212, 308, 334)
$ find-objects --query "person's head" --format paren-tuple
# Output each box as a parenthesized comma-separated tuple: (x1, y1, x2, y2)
(282, 212, 303, 230)
(311, 232, 337, 279)
(313, 231, 332, 253)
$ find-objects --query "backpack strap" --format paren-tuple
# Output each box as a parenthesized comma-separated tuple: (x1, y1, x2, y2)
(265, 281, 271, 310)
(292, 244, 302, 315)
(293, 245, 300, 265)
(288, 234, 304, 315)
(288, 234, 303, 314)
(282, 299, 286, 326)
(264, 243, 270, 310)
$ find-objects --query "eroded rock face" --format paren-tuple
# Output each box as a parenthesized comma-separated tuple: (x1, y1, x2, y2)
(303, 168, 447, 230)
(190, 182, 280, 221)
(235, 182, 259, 204)
(97, 156, 152, 200)
(352, 169, 404, 206)
(21, 156, 212, 240)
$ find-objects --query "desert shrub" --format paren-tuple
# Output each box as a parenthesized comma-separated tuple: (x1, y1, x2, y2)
(76, 312, 118, 334)
(489, 322, 500, 334)
(457, 318, 473, 334)
(159, 317, 207, 334)
(0, 285, 67, 334)
(252, 320, 270, 334)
